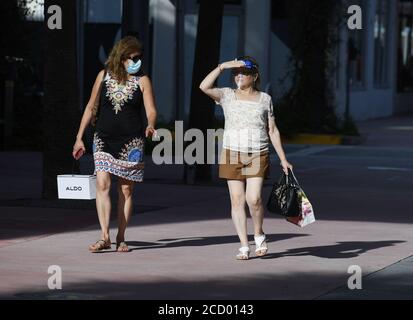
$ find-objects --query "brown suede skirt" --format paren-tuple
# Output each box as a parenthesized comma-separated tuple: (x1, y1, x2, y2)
(219, 148, 270, 180)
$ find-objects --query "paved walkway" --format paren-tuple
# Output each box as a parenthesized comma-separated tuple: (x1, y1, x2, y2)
(0, 114, 412, 299)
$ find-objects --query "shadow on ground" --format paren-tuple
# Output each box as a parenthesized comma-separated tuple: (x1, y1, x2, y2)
(92, 236, 404, 261)
(3, 254, 411, 300)
(92, 233, 309, 253)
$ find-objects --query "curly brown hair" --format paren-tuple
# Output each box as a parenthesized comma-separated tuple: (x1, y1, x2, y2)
(105, 36, 143, 84)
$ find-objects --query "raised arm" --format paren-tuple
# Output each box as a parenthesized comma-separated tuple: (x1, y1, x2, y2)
(199, 60, 245, 103)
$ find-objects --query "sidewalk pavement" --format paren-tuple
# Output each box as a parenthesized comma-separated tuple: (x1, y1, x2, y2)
(356, 113, 413, 147)
(0, 114, 412, 299)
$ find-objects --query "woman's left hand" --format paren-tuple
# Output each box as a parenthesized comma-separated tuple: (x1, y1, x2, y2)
(145, 125, 157, 138)
(280, 159, 293, 175)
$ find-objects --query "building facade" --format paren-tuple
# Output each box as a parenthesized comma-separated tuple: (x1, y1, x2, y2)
(24, 0, 413, 123)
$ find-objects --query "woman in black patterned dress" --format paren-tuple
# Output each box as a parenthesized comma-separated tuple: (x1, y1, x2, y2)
(72, 36, 157, 252)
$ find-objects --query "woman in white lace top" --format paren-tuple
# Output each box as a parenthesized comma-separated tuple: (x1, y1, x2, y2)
(200, 56, 293, 260)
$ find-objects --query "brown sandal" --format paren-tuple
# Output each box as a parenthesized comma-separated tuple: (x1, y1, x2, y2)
(116, 241, 130, 252)
(89, 239, 111, 252)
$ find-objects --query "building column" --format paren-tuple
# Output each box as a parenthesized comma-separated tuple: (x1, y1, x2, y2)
(244, 0, 271, 90)
(76, 0, 84, 111)
(150, 0, 176, 122)
(122, 0, 149, 50)
(388, 0, 399, 113)
(365, 0, 376, 91)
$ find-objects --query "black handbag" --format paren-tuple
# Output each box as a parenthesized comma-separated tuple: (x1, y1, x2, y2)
(267, 168, 301, 217)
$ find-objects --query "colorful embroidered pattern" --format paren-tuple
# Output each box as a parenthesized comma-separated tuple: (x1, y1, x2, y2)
(92, 132, 105, 153)
(92, 133, 145, 182)
(105, 74, 140, 114)
(118, 137, 145, 162)
(93, 152, 144, 182)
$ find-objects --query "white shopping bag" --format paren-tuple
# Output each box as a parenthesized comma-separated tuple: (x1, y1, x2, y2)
(57, 174, 96, 200)
(286, 190, 316, 228)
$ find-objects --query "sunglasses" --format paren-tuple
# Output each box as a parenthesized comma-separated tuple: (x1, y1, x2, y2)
(231, 68, 257, 76)
(232, 59, 258, 76)
(129, 55, 142, 63)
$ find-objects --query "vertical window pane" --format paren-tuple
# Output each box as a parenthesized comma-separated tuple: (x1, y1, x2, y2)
(85, 0, 122, 24)
(398, 0, 413, 92)
(348, 0, 366, 88)
(374, 0, 390, 86)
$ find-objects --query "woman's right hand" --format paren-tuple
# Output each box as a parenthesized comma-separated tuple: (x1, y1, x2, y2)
(221, 59, 246, 70)
(72, 139, 86, 160)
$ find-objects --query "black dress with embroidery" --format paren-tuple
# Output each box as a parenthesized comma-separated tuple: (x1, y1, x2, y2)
(92, 72, 145, 182)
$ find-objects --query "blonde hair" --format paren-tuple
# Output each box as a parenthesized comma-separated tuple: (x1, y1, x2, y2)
(105, 36, 143, 84)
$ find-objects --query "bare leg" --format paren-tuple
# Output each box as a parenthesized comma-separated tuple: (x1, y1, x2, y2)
(246, 177, 267, 255)
(116, 177, 134, 250)
(246, 177, 265, 236)
(89, 171, 112, 251)
(95, 171, 112, 240)
(227, 180, 248, 247)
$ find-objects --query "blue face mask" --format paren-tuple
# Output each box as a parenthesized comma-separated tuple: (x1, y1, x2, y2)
(126, 59, 142, 75)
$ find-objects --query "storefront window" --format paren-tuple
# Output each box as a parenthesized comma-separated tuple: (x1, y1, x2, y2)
(398, 0, 413, 92)
(374, 0, 390, 86)
(84, 0, 122, 24)
(348, 0, 366, 88)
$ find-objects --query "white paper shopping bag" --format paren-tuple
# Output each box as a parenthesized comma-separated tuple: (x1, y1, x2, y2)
(286, 190, 316, 228)
(57, 174, 96, 200)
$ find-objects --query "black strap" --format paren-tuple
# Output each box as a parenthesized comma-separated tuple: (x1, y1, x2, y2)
(71, 158, 79, 175)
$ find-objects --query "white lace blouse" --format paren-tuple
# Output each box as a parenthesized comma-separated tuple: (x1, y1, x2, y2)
(215, 87, 274, 153)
